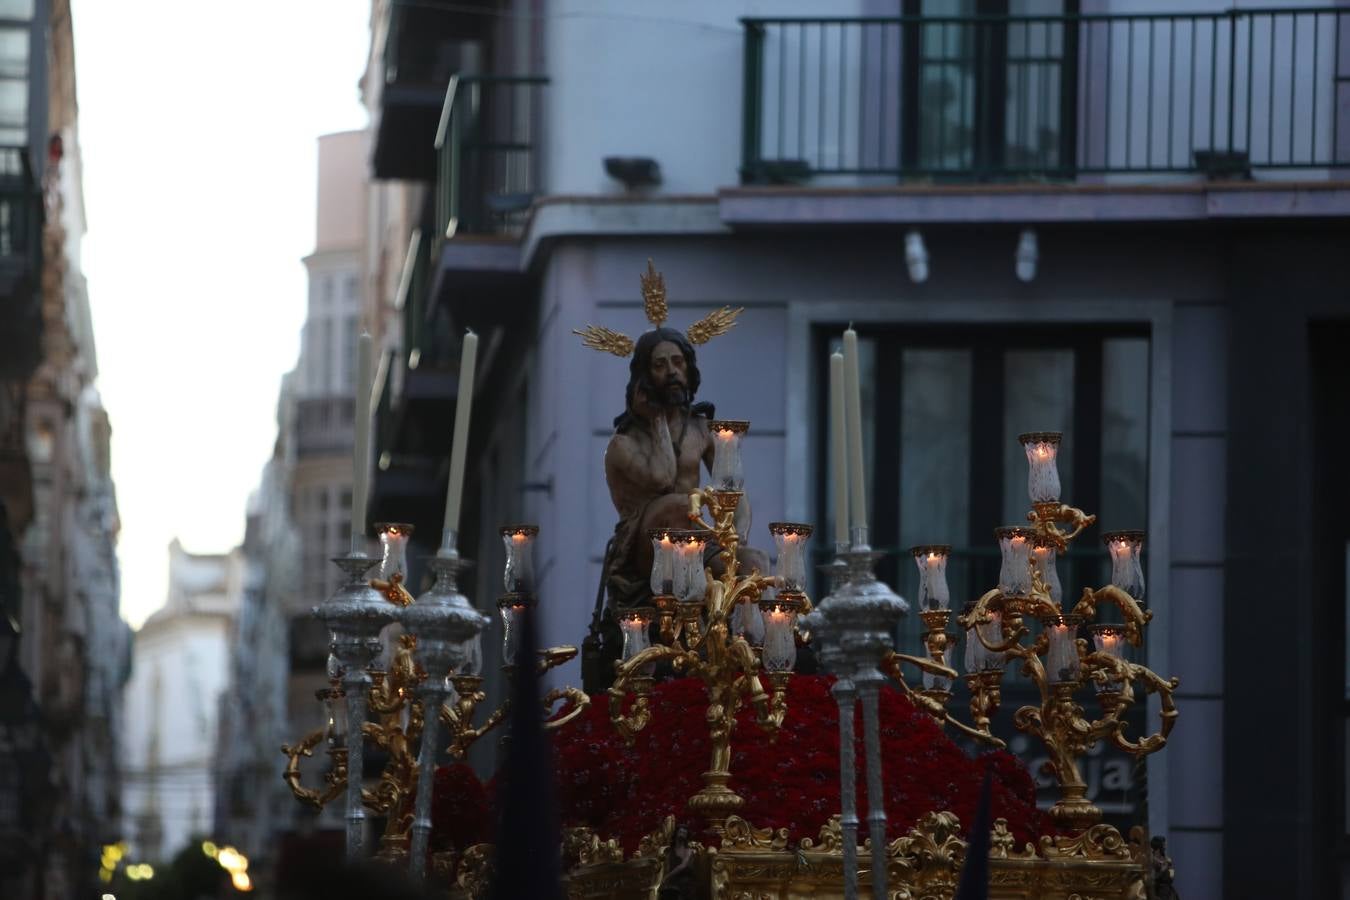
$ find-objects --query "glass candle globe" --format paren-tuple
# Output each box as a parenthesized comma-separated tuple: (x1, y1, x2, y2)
(1043, 615, 1081, 684)
(759, 594, 802, 673)
(1030, 539, 1063, 606)
(498, 598, 530, 667)
(912, 545, 951, 611)
(318, 684, 346, 750)
(648, 529, 677, 597)
(456, 633, 483, 677)
(709, 420, 749, 491)
(1103, 530, 1146, 602)
(769, 523, 813, 593)
(731, 598, 765, 645)
(375, 523, 414, 583)
(964, 609, 1006, 673)
(501, 524, 539, 594)
(678, 532, 709, 604)
(922, 646, 954, 691)
(1090, 624, 1127, 693)
(1019, 432, 1063, 503)
(995, 527, 1034, 597)
(619, 607, 655, 674)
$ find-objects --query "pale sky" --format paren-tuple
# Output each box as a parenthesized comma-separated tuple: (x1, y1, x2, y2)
(72, 1, 372, 627)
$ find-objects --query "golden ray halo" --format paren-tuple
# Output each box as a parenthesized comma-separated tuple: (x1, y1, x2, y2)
(573, 259, 742, 357)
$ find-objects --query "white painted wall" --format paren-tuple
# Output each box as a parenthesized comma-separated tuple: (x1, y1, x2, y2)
(543, 0, 869, 196)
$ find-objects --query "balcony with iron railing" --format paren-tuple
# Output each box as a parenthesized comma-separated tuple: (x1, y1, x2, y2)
(741, 8, 1350, 184)
(434, 74, 548, 240)
(373, 0, 485, 179)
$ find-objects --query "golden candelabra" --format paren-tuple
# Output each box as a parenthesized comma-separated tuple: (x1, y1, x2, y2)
(282, 521, 589, 869)
(951, 432, 1180, 835)
(607, 420, 812, 834)
(880, 582, 1008, 750)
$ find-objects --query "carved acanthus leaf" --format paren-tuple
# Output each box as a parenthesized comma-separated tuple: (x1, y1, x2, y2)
(1039, 823, 1130, 860)
(721, 816, 790, 851)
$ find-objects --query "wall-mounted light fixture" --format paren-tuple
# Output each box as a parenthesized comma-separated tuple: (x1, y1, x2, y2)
(1015, 228, 1038, 282)
(603, 157, 662, 190)
(904, 229, 929, 283)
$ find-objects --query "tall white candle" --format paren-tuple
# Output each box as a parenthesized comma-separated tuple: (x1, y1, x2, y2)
(842, 327, 867, 541)
(829, 350, 849, 548)
(442, 330, 479, 545)
(351, 332, 374, 555)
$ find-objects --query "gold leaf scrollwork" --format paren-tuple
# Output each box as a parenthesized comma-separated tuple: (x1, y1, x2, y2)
(456, 843, 494, 897)
(564, 826, 625, 867)
(721, 816, 790, 851)
(635, 815, 676, 859)
(798, 815, 846, 852)
(887, 811, 967, 900)
(1039, 823, 1131, 860)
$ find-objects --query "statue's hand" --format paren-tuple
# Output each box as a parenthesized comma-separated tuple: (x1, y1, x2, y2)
(632, 386, 661, 421)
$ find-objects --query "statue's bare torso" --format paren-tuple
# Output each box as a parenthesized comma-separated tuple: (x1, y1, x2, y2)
(605, 411, 713, 522)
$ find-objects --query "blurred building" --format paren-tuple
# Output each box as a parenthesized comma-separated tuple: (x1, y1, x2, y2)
(0, 1, 129, 897)
(120, 540, 239, 864)
(360, 3, 1350, 898)
(215, 130, 379, 877)
(213, 409, 299, 878)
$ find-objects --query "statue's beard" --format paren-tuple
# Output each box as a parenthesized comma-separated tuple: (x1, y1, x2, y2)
(643, 374, 689, 408)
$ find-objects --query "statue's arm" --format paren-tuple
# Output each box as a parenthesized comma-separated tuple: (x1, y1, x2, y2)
(606, 426, 677, 495)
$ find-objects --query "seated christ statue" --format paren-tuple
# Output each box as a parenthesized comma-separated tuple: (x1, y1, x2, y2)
(575, 261, 767, 610)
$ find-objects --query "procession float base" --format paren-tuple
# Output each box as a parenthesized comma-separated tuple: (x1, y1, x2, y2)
(430, 676, 1148, 900)
(560, 815, 1147, 900)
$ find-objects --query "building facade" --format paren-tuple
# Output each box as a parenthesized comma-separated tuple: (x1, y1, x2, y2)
(0, 1, 128, 897)
(120, 540, 239, 865)
(215, 130, 381, 877)
(213, 413, 300, 879)
(362, 3, 1350, 898)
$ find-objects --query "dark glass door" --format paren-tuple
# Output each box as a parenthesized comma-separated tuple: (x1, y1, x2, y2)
(815, 321, 1151, 827)
(902, 0, 1079, 177)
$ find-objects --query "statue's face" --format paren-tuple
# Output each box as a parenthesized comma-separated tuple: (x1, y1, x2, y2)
(648, 340, 689, 406)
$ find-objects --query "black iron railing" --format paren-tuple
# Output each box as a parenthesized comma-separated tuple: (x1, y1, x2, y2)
(435, 74, 548, 238)
(742, 8, 1350, 181)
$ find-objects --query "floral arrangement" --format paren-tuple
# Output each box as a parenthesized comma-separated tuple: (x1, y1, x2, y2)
(431, 675, 1048, 855)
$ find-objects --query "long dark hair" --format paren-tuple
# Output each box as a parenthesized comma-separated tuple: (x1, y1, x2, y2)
(614, 328, 703, 431)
